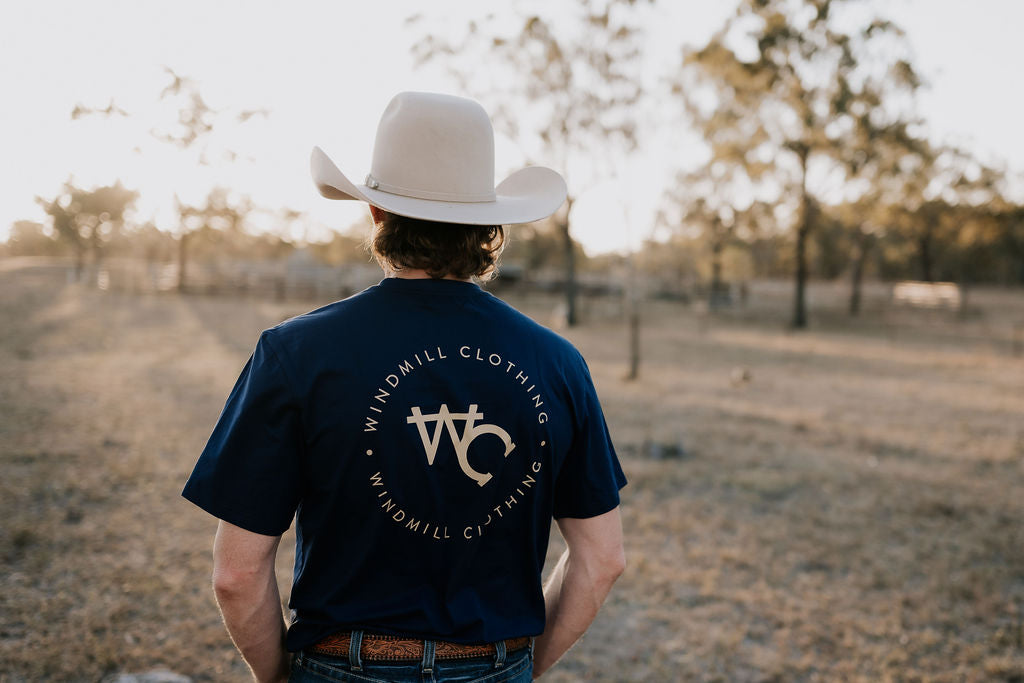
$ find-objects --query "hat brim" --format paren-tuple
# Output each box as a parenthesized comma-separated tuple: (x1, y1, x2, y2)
(311, 146, 567, 225)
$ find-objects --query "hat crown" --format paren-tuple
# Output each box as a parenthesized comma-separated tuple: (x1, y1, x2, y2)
(368, 92, 496, 203)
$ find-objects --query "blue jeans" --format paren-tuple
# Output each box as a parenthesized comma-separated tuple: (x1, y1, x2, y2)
(289, 631, 534, 683)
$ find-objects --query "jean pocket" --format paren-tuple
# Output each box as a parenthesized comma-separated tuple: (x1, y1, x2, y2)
(443, 651, 532, 683)
(291, 652, 396, 683)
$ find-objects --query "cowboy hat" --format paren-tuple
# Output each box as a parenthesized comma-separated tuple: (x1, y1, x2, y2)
(310, 91, 567, 225)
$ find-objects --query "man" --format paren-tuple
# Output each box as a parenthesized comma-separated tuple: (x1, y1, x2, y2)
(183, 91, 627, 683)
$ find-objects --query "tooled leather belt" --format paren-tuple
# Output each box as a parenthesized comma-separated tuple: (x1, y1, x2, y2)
(308, 631, 532, 661)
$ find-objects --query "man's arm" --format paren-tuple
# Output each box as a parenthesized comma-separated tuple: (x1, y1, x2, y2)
(532, 507, 626, 679)
(212, 520, 291, 683)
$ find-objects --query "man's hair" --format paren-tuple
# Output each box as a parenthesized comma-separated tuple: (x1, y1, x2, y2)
(370, 211, 505, 281)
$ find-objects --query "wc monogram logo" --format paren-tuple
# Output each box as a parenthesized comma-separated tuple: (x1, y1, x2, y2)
(406, 404, 515, 486)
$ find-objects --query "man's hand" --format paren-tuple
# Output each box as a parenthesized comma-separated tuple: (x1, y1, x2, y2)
(531, 507, 626, 679)
(212, 520, 291, 683)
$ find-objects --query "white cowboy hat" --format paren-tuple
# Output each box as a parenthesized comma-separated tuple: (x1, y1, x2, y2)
(310, 91, 567, 225)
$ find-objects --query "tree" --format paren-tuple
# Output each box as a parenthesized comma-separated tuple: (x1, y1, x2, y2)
(410, 0, 651, 326)
(996, 205, 1024, 283)
(501, 218, 589, 277)
(839, 128, 933, 314)
(36, 180, 138, 280)
(907, 147, 1003, 283)
(676, 0, 922, 328)
(4, 221, 61, 257)
(660, 161, 771, 310)
(174, 187, 251, 292)
(70, 66, 272, 286)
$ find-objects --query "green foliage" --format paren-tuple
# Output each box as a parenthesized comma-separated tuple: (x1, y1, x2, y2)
(665, 0, 1024, 294)
(670, 0, 933, 322)
(678, 0, 924, 211)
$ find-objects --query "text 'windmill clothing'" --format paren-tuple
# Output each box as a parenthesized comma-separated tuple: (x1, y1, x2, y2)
(182, 277, 627, 652)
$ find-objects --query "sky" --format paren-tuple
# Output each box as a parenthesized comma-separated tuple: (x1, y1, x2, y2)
(1, 0, 1022, 256)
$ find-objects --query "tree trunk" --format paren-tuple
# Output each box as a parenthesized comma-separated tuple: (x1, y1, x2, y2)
(710, 239, 724, 311)
(90, 236, 104, 269)
(793, 225, 809, 328)
(791, 149, 810, 329)
(560, 198, 578, 327)
(73, 244, 85, 282)
(848, 231, 870, 316)
(918, 231, 934, 282)
(177, 231, 189, 293)
(627, 301, 640, 381)
(625, 252, 640, 381)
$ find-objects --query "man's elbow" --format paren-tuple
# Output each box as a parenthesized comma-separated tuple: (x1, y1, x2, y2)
(592, 546, 626, 589)
(212, 563, 264, 601)
(606, 546, 627, 583)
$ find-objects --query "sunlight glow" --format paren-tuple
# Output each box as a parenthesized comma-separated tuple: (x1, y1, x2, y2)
(1, 0, 1022, 252)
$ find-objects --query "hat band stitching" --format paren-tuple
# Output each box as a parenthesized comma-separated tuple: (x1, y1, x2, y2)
(364, 174, 496, 204)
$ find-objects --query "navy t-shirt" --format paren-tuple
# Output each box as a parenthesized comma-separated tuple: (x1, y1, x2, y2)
(182, 277, 626, 651)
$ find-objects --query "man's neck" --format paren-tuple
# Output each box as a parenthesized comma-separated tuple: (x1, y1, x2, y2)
(391, 269, 472, 283)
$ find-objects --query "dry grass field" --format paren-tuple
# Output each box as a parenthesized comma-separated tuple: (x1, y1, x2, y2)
(2, 258, 1023, 682)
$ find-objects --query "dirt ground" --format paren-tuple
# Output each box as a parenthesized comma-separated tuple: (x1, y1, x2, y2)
(1, 259, 1023, 682)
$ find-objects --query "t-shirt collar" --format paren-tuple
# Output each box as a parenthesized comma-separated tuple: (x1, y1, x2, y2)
(376, 276, 484, 296)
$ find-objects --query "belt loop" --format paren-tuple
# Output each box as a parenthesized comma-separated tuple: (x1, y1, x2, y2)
(494, 639, 507, 668)
(529, 636, 536, 662)
(348, 630, 364, 672)
(421, 639, 436, 676)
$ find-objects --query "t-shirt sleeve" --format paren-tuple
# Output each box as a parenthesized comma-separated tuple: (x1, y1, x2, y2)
(181, 330, 304, 536)
(552, 352, 627, 519)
